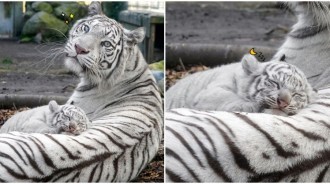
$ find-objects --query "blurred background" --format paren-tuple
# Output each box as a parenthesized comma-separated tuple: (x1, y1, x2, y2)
(0, 1, 164, 98)
(166, 2, 296, 89)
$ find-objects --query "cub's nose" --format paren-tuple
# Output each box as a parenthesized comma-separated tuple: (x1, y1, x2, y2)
(277, 89, 291, 108)
(277, 98, 289, 108)
(75, 44, 89, 55)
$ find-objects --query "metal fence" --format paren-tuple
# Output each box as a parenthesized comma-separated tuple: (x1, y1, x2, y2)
(128, 1, 164, 12)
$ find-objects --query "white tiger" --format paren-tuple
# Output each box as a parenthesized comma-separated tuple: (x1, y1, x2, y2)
(1, 100, 90, 135)
(0, 2, 162, 182)
(273, 2, 330, 89)
(166, 54, 316, 116)
(165, 1, 330, 182)
(166, 92, 330, 182)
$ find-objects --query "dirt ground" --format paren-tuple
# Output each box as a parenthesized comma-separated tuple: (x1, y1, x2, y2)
(166, 2, 295, 48)
(0, 40, 77, 97)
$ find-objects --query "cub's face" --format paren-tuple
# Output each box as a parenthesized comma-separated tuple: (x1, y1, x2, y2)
(64, 15, 123, 77)
(252, 62, 315, 115)
(54, 105, 90, 135)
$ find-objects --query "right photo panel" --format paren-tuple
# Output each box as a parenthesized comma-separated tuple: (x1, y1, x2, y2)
(165, 2, 330, 182)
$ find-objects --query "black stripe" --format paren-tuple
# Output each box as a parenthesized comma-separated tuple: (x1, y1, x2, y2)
(92, 138, 110, 151)
(201, 116, 254, 172)
(28, 137, 57, 169)
(166, 126, 205, 168)
(76, 84, 97, 92)
(316, 165, 329, 182)
(169, 118, 217, 154)
(276, 118, 326, 141)
(33, 152, 113, 182)
(166, 168, 186, 182)
(186, 128, 232, 182)
(235, 113, 297, 158)
(90, 128, 128, 149)
(88, 164, 99, 182)
(128, 144, 137, 181)
(0, 140, 28, 165)
(166, 148, 201, 182)
(45, 134, 80, 160)
(289, 25, 326, 39)
(0, 152, 27, 178)
(95, 161, 103, 182)
(70, 139, 97, 150)
(190, 110, 236, 137)
(111, 152, 125, 182)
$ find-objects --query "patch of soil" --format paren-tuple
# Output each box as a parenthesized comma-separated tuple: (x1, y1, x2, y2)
(0, 72, 78, 97)
(166, 64, 209, 90)
(166, 2, 295, 47)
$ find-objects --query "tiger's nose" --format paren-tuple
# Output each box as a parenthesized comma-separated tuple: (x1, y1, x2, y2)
(75, 44, 89, 55)
(277, 89, 291, 108)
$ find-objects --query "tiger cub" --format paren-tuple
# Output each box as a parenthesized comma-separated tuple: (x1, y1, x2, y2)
(166, 54, 317, 116)
(0, 100, 90, 135)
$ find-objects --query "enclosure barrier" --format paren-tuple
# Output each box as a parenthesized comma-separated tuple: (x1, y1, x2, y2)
(0, 94, 68, 109)
(166, 43, 276, 67)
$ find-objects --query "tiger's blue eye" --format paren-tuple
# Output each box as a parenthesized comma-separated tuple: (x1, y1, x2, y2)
(83, 25, 89, 33)
(103, 41, 111, 47)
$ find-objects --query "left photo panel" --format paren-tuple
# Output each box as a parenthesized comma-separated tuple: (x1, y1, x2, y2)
(0, 1, 164, 182)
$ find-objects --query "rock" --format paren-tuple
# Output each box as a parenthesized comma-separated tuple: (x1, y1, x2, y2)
(22, 11, 68, 40)
(24, 10, 35, 20)
(54, 3, 87, 22)
(32, 2, 53, 14)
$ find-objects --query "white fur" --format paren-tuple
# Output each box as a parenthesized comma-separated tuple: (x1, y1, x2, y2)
(166, 92, 330, 182)
(166, 54, 315, 115)
(273, 2, 330, 89)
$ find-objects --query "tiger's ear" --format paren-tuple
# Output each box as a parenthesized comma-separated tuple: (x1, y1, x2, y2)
(124, 27, 145, 45)
(49, 100, 60, 113)
(279, 54, 286, 62)
(88, 1, 103, 16)
(241, 54, 260, 75)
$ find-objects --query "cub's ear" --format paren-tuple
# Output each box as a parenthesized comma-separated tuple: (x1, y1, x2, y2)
(124, 27, 145, 45)
(241, 54, 260, 75)
(49, 100, 60, 113)
(88, 1, 103, 16)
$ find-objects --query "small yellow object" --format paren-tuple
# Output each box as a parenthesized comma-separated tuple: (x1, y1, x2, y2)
(249, 48, 257, 55)
(70, 14, 74, 19)
(65, 20, 69, 24)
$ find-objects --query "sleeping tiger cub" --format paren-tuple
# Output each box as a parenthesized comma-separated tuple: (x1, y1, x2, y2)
(0, 100, 89, 135)
(166, 54, 316, 116)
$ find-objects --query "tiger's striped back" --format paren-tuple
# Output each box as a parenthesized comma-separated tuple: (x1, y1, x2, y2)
(166, 92, 330, 182)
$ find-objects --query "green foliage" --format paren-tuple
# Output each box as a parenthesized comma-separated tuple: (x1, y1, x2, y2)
(149, 60, 164, 71)
(2, 58, 13, 65)
(32, 2, 53, 14)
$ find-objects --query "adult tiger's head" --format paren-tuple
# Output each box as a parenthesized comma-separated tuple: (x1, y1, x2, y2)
(288, 2, 330, 28)
(241, 54, 317, 115)
(64, 2, 145, 85)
